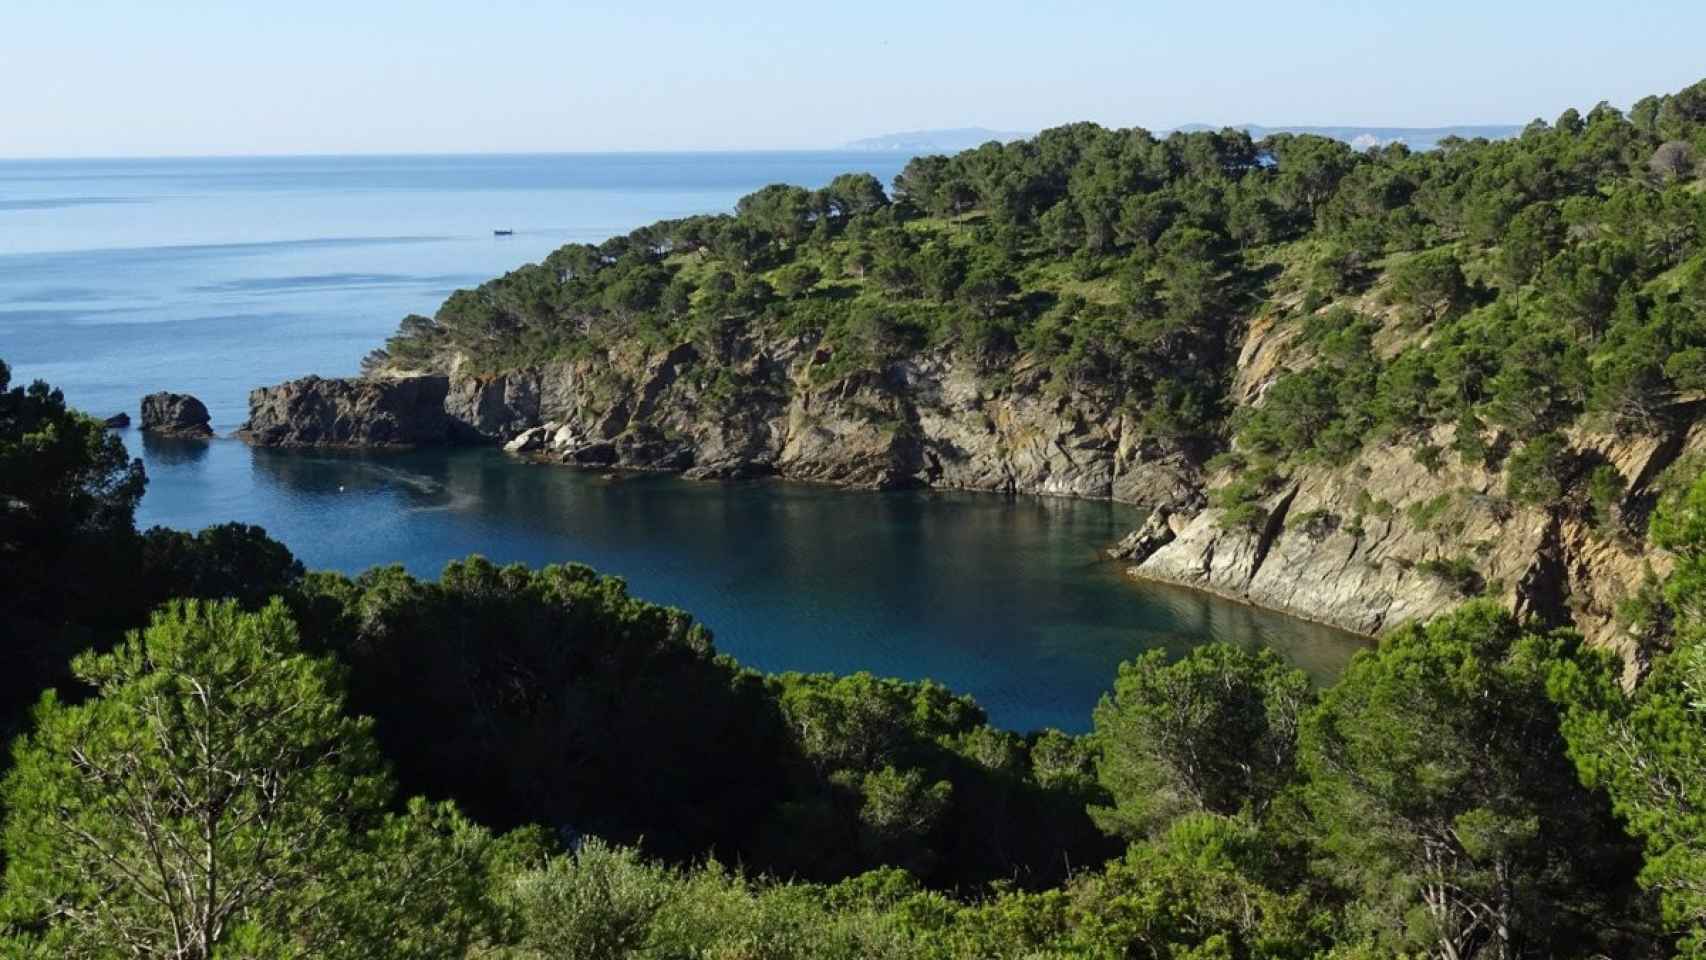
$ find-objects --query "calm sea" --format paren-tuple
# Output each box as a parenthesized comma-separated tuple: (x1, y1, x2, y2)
(0, 153, 1365, 731)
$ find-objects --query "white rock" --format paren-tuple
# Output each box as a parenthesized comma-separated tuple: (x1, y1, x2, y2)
(503, 426, 549, 453)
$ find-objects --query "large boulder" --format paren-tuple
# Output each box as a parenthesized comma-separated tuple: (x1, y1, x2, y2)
(502, 425, 551, 453)
(238, 375, 460, 447)
(139, 393, 212, 437)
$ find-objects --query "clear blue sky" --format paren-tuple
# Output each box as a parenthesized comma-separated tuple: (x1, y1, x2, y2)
(6, 0, 1704, 157)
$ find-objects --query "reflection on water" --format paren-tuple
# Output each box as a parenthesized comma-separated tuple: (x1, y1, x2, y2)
(142, 443, 1370, 732)
(138, 432, 212, 467)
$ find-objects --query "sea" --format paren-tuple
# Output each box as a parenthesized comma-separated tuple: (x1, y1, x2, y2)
(0, 152, 1366, 731)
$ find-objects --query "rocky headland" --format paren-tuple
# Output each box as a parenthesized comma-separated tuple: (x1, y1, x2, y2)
(239, 336, 1204, 505)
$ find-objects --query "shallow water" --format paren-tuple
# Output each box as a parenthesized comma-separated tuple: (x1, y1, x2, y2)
(1, 153, 1367, 731)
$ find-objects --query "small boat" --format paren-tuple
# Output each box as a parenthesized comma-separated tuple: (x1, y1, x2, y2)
(493, 229, 514, 236)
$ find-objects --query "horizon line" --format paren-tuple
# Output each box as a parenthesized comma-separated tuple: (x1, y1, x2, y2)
(0, 119, 1535, 164)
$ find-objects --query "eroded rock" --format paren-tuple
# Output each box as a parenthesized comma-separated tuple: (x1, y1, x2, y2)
(139, 393, 212, 437)
(238, 375, 457, 446)
(244, 335, 1204, 504)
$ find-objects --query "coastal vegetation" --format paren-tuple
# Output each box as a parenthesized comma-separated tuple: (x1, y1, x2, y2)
(7, 75, 1706, 957)
(366, 79, 1706, 487)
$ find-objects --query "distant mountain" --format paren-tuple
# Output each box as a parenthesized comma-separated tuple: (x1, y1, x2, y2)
(1171, 123, 1523, 151)
(847, 123, 1522, 155)
(843, 127, 1030, 152)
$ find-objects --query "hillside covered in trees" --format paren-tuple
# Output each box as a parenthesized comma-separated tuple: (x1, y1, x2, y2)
(275, 77, 1706, 654)
(368, 77, 1706, 454)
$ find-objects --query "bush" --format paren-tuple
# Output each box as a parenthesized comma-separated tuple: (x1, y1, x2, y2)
(1415, 555, 1485, 595)
(1287, 508, 1340, 540)
(504, 839, 675, 959)
(1587, 464, 1628, 534)
(1505, 433, 1573, 504)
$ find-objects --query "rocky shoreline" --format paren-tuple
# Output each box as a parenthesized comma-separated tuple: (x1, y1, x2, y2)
(239, 335, 1205, 505)
(238, 330, 1677, 666)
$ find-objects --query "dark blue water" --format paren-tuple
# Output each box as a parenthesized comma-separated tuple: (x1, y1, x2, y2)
(0, 153, 1365, 731)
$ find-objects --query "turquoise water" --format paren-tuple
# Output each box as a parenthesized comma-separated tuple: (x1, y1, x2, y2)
(0, 154, 1366, 731)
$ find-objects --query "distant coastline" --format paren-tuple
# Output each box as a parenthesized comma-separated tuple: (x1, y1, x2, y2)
(843, 127, 1031, 152)
(846, 122, 1523, 153)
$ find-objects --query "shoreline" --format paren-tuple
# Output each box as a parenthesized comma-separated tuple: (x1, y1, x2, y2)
(238, 431, 1379, 648)
(1122, 563, 1379, 645)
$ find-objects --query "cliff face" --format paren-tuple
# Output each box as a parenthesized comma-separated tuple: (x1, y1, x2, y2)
(240, 334, 1203, 506)
(239, 375, 464, 446)
(1124, 351, 1701, 666)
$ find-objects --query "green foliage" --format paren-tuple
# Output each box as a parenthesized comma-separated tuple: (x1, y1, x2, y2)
(0, 360, 148, 735)
(1414, 555, 1485, 595)
(1238, 309, 1381, 463)
(137, 522, 305, 609)
(0, 359, 143, 540)
(771, 262, 823, 299)
(1552, 467, 1706, 953)
(1301, 604, 1643, 960)
(1387, 248, 1470, 324)
(1404, 490, 1456, 531)
(1504, 432, 1573, 504)
(1091, 645, 1312, 838)
(502, 839, 676, 959)
(289, 559, 1109, 890)
(1587, 464, 1629, 534)
(1209, 458, 1285, 532)
(0, 600, 501, 959)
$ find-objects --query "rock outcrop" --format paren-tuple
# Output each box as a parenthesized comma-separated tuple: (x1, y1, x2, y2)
(241, 335, 1205, 506)
(103, 412, 130, 429)
(1131, 419, 1699, 666)
(1107, 507, 1178, 562)
(139, 393, 212, 437)
(238, 375, 462, 446)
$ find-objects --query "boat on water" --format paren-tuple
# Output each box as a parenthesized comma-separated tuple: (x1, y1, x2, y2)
(493, 229, 514, 236)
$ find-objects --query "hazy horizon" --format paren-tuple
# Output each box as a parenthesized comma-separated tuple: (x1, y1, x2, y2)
(0, 124, 1526, 164)
(6, 0, 1704, 159)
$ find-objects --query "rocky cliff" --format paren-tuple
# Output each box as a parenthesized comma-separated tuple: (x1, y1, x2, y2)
(240, 375, 464, 446)
(1114, 308, 1700, 667)
(240, 334, 1204, 506)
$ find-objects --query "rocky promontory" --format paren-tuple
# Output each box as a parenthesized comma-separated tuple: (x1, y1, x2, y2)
(239, 334, 1205, 506)
(140, 392, 212, 437)
(238, 375, 466, 447)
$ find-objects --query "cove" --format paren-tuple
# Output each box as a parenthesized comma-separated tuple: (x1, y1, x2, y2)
(133, 435, 1368, 732)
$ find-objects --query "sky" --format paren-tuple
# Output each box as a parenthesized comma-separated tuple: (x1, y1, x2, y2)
(4, 0, 1705, 158)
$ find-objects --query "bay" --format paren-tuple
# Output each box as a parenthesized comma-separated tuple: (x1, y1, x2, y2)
(0, 152, 1367, 731)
